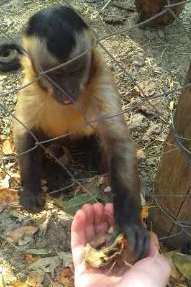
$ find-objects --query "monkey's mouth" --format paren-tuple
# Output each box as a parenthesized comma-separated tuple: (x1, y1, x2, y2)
(63, 98, 73, 105)
(56, 95, 74, 105)
(52, 87, 75, 105)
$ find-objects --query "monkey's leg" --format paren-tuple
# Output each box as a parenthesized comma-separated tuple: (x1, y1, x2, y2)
(98, 122, 149, 260)
(15, 131, 45, 212)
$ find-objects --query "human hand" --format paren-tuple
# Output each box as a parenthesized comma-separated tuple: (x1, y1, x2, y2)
(71, 203, 171, 287)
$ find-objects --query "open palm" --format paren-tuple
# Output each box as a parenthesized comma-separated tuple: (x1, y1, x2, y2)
(71, 203, 170, 287)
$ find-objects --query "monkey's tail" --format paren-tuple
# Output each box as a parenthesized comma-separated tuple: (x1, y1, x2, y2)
(0, 41, 24, 73)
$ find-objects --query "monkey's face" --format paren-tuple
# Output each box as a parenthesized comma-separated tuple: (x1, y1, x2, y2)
(40, 51, 92, 105)
(22, 5, 95, 105)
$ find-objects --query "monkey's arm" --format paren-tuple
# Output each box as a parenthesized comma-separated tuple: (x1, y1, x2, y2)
(95, 88, 149, 260)
(14, 129, 45, 212)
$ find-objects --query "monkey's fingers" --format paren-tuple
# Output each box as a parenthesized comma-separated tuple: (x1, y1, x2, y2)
(122, 223, 150, 261)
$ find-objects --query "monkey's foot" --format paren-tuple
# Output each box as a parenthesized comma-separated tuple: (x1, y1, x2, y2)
(20, 190, 45, 212)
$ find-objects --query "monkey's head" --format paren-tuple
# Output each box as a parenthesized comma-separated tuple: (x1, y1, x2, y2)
(22, 5, 95, 104)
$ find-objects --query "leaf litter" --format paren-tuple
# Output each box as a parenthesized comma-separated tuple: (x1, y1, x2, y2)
(0, 0, 191, 286)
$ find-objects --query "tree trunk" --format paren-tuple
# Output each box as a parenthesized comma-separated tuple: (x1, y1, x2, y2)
(135, 0, 186, 27)
(151, 64, 191, 250)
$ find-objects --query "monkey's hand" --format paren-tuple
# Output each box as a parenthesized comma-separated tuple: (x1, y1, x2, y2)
(117, 221, 150, 261)
(20, 188, 45, 212)
(112, 189, 150, 260)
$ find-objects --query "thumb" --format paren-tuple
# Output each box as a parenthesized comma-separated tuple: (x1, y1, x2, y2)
(120, 255, 171, 287)
(119, 233, 171, 287)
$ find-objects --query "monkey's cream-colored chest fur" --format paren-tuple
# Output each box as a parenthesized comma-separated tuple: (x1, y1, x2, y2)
(14, 85, 96, 138)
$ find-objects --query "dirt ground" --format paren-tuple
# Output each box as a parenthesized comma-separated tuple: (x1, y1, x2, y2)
(0, 0, 191, 286)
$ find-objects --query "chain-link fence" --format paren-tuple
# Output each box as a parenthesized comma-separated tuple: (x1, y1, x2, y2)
(0, 0, 191, 253)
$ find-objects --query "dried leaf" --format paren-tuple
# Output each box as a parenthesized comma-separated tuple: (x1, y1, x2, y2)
(39, 214, 51, 236)
(57, 252, 72, 267)
(7, 225, 38, 243)
(7, 281, 28, 287)
(140, 193, 146, 206)
(169, 101, 174, 111)
(136, 149, 145, 159)
(29, 256, 61, 277)
(164, 251, 182, 280)
(18, 236, 33, 246)
(2, 137, 15, 155)
(9, 171, 20, 188)
(0, 175, 10, 188)
(26, 249, 51, 256)
(98, 175, 109, 187)
(8, 272, 44, 287)
(55, 267, 74, 287)
(25, 272, 44, 287)
(172, 252, 191, 280)
(29, 252, 72, 278)
(0, 168, 5, 180)
(84, 234, 135, 269)
(24, 254, 39, 264)
(0, 188, 18, 209)
(98, 176, 105, 185)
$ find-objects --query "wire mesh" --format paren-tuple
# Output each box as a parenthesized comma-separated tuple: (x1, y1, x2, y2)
(0, 0, 191, 248)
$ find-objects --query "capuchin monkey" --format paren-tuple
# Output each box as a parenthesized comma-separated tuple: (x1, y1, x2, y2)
(13, 5, 149, 260)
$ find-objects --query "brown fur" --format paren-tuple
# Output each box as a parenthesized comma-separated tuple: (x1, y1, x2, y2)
(13, 32, 148, 260)
(14, 45, 121, 141)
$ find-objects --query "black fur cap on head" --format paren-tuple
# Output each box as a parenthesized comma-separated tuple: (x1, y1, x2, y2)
(24, 5, 88, 61)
